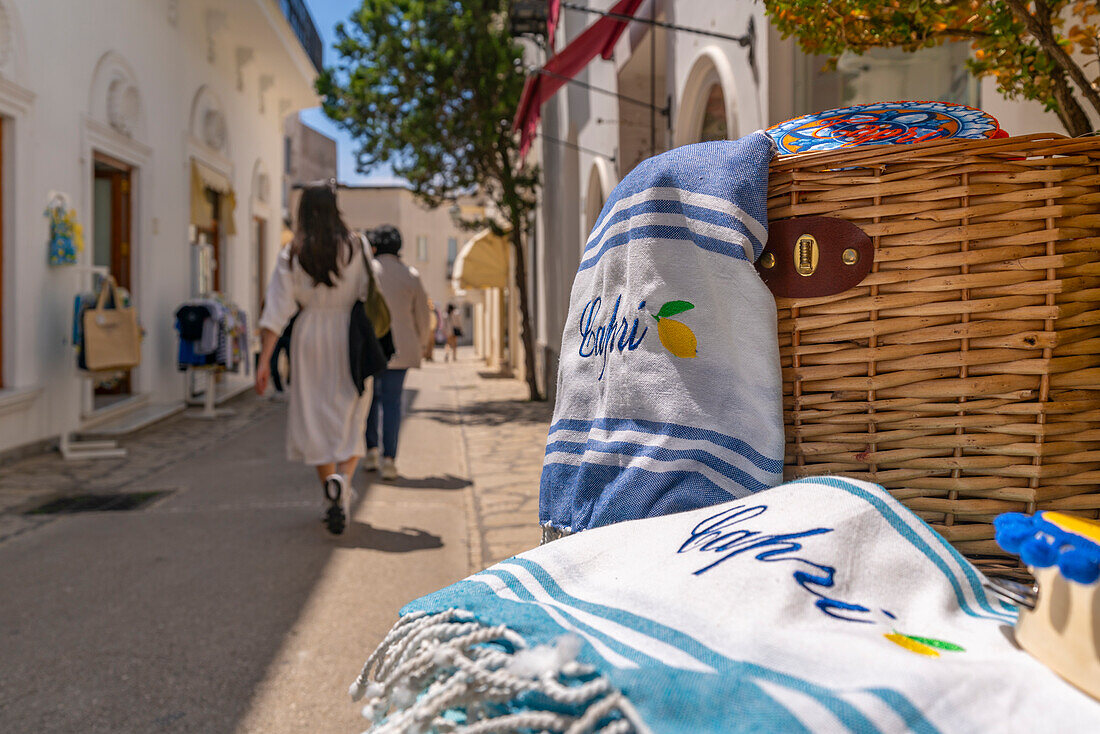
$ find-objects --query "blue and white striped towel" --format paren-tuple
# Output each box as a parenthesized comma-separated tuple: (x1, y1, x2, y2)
(541, 132, 784, 533)
(351, 477, 1100, 733)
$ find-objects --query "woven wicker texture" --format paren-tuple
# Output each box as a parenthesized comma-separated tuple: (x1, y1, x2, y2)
(768, 133, 1100, 579)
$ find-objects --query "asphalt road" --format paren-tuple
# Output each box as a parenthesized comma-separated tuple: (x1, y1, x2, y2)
(0, 370, 474, 733)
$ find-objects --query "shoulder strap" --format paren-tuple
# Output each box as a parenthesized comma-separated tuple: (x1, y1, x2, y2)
(357, 233, 391, 338)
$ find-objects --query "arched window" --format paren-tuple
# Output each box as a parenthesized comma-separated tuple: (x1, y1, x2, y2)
(582, 158, 616, 247)
(698, 84, 728, 142)
(584, 164, 606, 236)
(674, 49, 740, 148)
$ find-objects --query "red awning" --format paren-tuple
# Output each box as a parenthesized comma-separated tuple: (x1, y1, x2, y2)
(547, 0, 561, 48)
(514, 0, 644, 158)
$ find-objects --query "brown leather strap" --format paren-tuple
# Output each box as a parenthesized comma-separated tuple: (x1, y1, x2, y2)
(756, 216, 873, 298)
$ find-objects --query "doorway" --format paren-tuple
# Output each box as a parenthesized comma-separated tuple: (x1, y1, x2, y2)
(252, 216, 267, 325)
(92, 153, 134, 405)
(194, 187, 222, 293)
(0, 117, 5, 389)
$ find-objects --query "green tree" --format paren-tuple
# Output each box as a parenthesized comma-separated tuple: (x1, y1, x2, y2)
(763, 0, 1100, 136)
(319, 0, 544, 400)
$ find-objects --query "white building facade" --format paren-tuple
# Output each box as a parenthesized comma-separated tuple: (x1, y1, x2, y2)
(0, 0, 320, 454)
(528, 0, 1065, 400)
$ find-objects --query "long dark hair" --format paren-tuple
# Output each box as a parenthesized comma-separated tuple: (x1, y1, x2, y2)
(291, 183, 352, 287)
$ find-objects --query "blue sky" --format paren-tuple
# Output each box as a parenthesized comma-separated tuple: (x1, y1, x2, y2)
(300, 0, 403, 185)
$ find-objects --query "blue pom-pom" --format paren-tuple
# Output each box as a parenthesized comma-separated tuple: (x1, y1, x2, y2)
(995, 512, 1031, 530)
(995, 524, 1034, 555)
(1058, 549, 1100, 585)
(1020, 536, 1059, 568)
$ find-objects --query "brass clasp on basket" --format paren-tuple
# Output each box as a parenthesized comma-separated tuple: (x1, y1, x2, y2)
(757, 216, 873, 298)
(795, 234, 818, 276)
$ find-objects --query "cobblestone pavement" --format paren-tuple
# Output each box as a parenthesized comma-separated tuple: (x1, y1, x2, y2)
(0, 394, 283, 547)
(0, 348, 552, 569)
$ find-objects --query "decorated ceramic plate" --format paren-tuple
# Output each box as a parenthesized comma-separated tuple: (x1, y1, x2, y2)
(767, 101, 1003, 155)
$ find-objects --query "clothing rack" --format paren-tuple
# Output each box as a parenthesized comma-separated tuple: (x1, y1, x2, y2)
(185, 365, 236, 420)
(61, 264, 127, 461)
(178, 290, 247, 420)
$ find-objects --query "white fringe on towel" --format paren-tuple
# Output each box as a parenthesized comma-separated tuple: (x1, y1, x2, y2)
(349, 609, 651, 734)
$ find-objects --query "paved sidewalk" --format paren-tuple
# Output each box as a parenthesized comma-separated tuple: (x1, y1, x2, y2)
(433, 352, 552, 567)
(0, 347, 550, 733)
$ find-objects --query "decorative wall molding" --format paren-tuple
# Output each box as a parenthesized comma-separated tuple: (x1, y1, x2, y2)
(190, 85, 230, 155)
(235, 47, 254, 91)
(202, 109, 227, 150)
(0, 73, 33, 116)
(82, 116, 154, 168)
(205, 9, 227, 64)
(258, 74, 274, 114)
(107, 75, 140, 137)
(88, 52, 145, 142)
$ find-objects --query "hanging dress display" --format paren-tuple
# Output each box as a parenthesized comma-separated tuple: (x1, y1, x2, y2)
(46, 195, 85, 266)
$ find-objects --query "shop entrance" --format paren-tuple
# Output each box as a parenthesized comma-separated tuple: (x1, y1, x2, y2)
(92, 152, 134, 404)
(0, 118, 5, 389)
(194, 187, 223, 293)
(252, 216, 266, 324)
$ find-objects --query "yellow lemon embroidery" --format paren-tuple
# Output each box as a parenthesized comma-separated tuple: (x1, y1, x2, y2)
(658, 319, 697, 358)
(651, 300, 698, 359)
(884, 632, 964, 658)
(884, 633, 939, 657)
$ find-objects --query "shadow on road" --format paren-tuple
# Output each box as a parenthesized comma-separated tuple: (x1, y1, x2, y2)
(476, 370, 513, 380)
(336, 522, 443, 552)
(413, 400, 552, 428)
(379, 474, 472, 490)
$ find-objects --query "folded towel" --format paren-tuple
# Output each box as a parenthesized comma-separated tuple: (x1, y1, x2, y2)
(540, 132, 785, 534)
(351, 477, 1100, 733)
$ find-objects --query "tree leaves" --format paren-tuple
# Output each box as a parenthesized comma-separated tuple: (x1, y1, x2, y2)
(761, 0, 1097, 134)
(318, 0, 538, 217)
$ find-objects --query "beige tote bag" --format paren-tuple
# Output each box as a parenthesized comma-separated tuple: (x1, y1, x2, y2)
(82, 276, 141, 371)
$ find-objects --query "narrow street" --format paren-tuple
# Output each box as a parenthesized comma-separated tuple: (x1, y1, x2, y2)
(0, 349, 550, 733)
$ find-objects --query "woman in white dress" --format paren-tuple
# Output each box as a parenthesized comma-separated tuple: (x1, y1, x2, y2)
(255, 184, 370, 534)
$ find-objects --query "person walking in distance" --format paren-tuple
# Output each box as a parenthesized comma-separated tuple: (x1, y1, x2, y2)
(445, 304, 462, 363)
(424, 297, 438, 362)
(255, 184, 372, 535)
(364, 225, 430, 481)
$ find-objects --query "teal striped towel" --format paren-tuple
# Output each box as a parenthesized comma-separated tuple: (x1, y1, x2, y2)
(350, 476, 1099, 732)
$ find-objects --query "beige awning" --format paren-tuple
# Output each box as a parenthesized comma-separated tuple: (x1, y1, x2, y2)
(452, 229, 509, 290)
(190, 160, 237, 235)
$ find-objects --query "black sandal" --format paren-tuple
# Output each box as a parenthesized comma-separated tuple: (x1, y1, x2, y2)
(323, 475, 346, 535)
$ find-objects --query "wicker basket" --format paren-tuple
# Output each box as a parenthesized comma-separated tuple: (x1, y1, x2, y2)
(766, 133, 1100, 579)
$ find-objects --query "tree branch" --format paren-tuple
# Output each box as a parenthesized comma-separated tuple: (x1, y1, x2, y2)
(928, 28, 994, 41)
(1050, 68, 1094, 135)
(1005, 0, 1100, 128)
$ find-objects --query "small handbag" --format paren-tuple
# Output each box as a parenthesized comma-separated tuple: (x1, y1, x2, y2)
(82, 275, 141, 371)
(349, 235, 394, 395)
